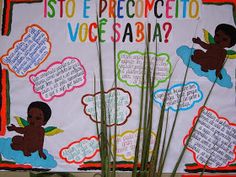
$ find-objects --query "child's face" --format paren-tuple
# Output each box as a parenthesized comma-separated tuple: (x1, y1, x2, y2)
(27, 107, 45, 127)
(214, 30, 231, 48)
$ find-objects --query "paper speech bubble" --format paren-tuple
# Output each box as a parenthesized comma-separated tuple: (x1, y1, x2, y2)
(59, 136, 99, 164)
(154, 82, 203, 111)
(117, 50, 171, 88)
(184, 106, 236, 168)
(0, 24, 51, 77)
(29, 57, 86, 101)
(111, 129, 156, 160)
(81, 88, 132, 126)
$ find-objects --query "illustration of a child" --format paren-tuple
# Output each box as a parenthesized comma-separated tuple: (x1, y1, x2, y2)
(191, 23, 236, 79)
(7, 101, 51, 159)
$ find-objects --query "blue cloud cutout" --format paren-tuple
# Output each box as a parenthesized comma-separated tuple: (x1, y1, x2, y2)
(176, 45, 233, 88)
(0, 138, 57, 169)
(154, 81, 203, 112)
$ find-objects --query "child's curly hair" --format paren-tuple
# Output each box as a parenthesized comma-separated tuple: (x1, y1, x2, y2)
(27, 101, 52, 125)
(215, 24, 236, 47)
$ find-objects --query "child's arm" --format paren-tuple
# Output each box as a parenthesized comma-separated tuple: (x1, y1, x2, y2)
(192, 37, 210, 49)
(7, 124, 25, 134)
(38, 129, 46, 159)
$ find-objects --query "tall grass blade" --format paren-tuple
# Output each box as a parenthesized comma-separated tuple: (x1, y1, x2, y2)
(148, 59, 178, 177)
(199, 141, 217, 177)
(160, 50, 191, 174)
(107, 104, 112, 177)
(132, 51, 146, 177)
(163, 19, 201, 176)
(140, 31, 152, 177)
(112, 5, 118, 176)
(145, 38, 159, 177)
(170, 57, 229, 177)
(157, 110, 170, 176)
(93, 74, 101, 151)
(148, 75, 170, 177)
(199, 151, 213, 177)
(95, 8, 109, 176)
(170, 81, 216, 177)
(140, 54, 149, 176)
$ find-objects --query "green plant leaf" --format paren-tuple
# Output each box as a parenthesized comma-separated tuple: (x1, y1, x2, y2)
(112, 8, 118, 177)
(132, 48, 146, 177)
(95, 9, 110, 177)
(170, 57, 225, 177)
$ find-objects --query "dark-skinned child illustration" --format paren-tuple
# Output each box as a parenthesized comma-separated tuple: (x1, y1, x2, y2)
(191, 23, 236, 80)
(7, 101, 52, 159)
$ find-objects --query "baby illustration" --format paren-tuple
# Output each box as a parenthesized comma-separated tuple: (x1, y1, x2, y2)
(7, 101, 51, 159)
(191, 23, 236, 80)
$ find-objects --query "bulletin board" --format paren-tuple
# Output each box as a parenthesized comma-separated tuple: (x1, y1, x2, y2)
(0, 0, 236, 173)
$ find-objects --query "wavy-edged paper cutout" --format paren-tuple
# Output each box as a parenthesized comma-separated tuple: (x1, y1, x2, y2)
(0, 138, 57, 168)
(1, 24, 51, 77)
(184, 106, 236, 168)
(59, 136, 99, 164)
(117, 50, 172, 88)
(154, 81, 203, 112)
(111, 129, 156, 161)
(82, 87, 132, 126)
(177, 45, 233, 88)
(29, 57, 86, 102)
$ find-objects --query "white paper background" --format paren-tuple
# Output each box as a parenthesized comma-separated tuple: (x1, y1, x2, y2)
(0, 0, 235, 172)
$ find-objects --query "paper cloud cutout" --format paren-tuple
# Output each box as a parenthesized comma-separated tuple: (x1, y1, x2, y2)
(184, 106, 236, 168)
(111, 129, 156, 161)
(0, 24, 51, 77)
(59, 136, 99, 164)
(82, 88, 132, 126)
(29, 57, 86, 101)
(154, 81, 203, 111)
(176, 45, 233, 88)
(0, 138, 57, 168)
(117, 50, 172, 88)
